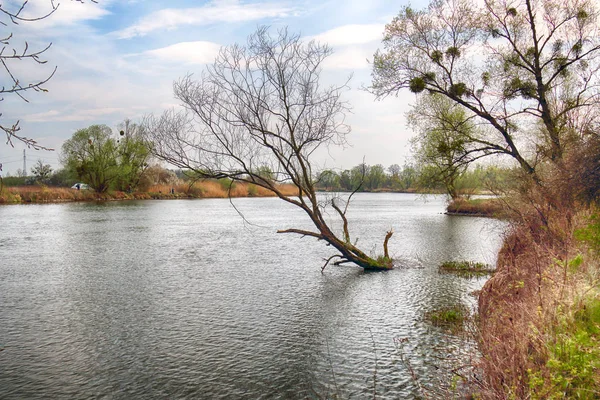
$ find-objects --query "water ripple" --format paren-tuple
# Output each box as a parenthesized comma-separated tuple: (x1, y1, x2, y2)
(0, 194, 505, 399)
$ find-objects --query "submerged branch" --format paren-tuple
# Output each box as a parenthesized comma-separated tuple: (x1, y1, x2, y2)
(277, 228, 323, 240)
(321, 254, 343, 272)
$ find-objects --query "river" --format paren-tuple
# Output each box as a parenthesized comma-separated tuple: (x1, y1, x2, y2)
(0, 193, 505, 399)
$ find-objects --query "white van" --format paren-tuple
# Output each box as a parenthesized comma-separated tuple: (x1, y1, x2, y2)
(71, 183, 90, 190)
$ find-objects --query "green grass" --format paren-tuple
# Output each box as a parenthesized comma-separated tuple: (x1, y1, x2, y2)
(575, 214, 600, 254)
(528, 295, 600, 399)
(439, 261, 495, 277)
(424, 305, 468, 333)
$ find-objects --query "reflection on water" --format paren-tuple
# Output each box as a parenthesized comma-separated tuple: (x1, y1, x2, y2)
(0, 194, 505, 399)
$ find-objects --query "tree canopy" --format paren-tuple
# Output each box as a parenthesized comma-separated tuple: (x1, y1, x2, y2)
(407, 94, 477, 199)
(371, 0, 600, 174)
(61, 123, 150, 193)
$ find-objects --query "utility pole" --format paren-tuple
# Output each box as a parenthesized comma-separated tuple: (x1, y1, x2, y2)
(23, 149, 26, 176)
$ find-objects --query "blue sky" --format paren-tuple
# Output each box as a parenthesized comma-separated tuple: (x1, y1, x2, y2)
(1, 0, 427, 175)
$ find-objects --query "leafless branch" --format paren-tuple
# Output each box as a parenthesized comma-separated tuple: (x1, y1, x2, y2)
(1, 1, 97, 150)
(145, 27, 395, 270)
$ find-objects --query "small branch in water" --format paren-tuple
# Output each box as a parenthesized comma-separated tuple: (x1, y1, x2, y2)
(333, 259, 354, 266)
(322, 254, 343, 272)
(383, 230, 393, 259)
(394, 337, 427, 397)
(369, 327, 378, 399)
(325, 337, 340, 398)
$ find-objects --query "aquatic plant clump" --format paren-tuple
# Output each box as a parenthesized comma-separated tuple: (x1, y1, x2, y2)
(424, 305, 469, 333)
(439, 261, 495, 277)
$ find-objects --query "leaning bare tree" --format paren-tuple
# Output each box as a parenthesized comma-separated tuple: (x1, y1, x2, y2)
(1, 0, 96, 150)
(145, 27, 393, 271)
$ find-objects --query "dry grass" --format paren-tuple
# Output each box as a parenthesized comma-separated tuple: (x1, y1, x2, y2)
(1, 186, 106, 203)
(476, 167, 600, 399)
(446, 197, 506, 218)
(0, 181, 298, 204)
(148, 180, 297, 199)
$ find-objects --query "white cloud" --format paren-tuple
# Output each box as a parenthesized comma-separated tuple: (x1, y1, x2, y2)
(25, 107, 125, 123)
(114, 1, 295, 39)
(309, 24, 384, 70)
(24, 110, 62, 122)
(310, 24, 384, 47)
(322, 46, 373, 70)
(17, 0, 110, 28)
(143, 41, 222, 65)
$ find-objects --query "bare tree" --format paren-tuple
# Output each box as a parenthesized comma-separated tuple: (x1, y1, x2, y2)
(1, 0, 96, 150)
(144, 27, 393, 271)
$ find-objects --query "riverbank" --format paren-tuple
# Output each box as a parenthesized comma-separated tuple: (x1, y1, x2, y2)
(0, 181, 298, 204)
(476, 190, 600, 398)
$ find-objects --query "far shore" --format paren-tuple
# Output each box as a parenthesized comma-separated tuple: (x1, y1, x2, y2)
(0, 181, 297, 205)
(1, 184, 502, 218)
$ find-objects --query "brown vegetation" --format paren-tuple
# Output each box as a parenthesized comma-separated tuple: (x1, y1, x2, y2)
(477, 156, 600, 398)
(0, 180, 298, 204)
(446, 197, 506, 218)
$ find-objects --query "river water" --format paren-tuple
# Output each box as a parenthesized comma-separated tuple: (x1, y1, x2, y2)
(0, 193, 505, 399)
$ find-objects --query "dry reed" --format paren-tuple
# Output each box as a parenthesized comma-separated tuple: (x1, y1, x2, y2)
(1, 181, 298, 204)
(476, 164, 600, 399)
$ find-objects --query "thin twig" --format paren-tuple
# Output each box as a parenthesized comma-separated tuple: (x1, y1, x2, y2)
(325, 337, 340, 398)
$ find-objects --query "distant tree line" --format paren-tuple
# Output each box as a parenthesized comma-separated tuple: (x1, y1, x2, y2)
(315, 162, 511, 195)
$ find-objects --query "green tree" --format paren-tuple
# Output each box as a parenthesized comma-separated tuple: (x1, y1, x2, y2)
(115, 120, 151, 191)
(408, 94, 478, 199)
(372, 0, 600, 174)
(61, 123, 151, 193)
(47, 168, 77, 187)
(339, 170, 353, 190)
(61, 125, 119, 193)
(398, 164, 418, 191)
(254, 165, 275, 184)
(31, 160, 53, 183)
(366, 164, 386, 191)
(316, 170, 341, 191)
(388, 164, 403, 190)
(350, 164, 368, 190)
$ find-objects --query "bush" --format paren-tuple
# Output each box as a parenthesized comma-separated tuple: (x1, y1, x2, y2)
(528, 296, 600, 399)
(2, 176, 27, 186)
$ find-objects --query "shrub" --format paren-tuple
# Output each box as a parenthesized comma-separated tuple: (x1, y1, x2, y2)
(247, 184, 258, 197)
(528, 295, 600, 399)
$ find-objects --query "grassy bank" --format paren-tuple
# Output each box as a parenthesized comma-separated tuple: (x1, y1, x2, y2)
(0, 180, 297, 204)
(477, 195, 600, 398)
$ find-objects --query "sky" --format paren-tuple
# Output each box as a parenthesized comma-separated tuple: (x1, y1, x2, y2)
(1, 0, 428, 176)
